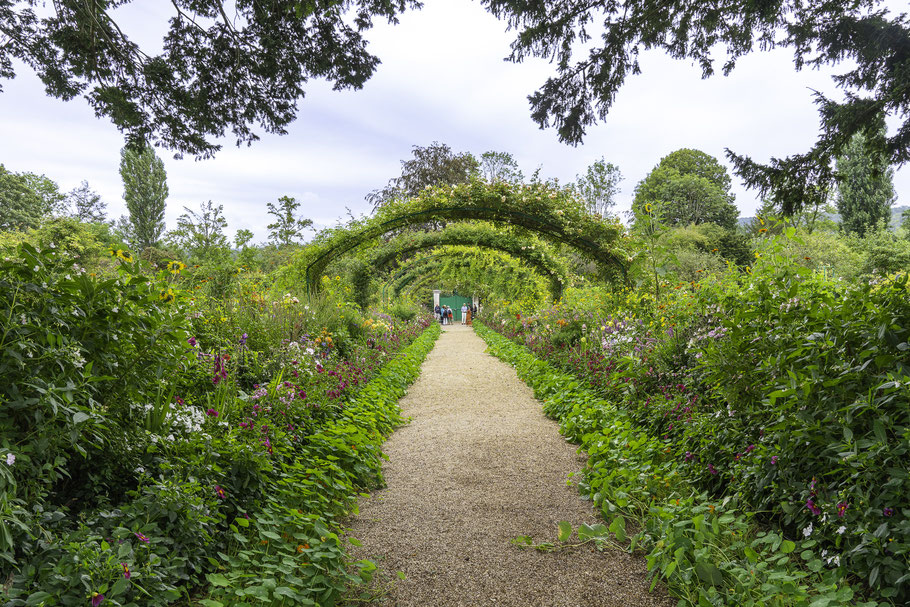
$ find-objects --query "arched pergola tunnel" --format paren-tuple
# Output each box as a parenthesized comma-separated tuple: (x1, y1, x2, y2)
(298, 179, 629, 304)
(355, 223, 569, 307)
(383, 247, 550, 303)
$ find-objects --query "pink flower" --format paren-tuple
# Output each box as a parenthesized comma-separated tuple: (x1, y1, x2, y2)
(837, 502, 849, 518)
(206, 408, 219, 417)
(91, 592, 105, 606)
(806, 499, 822, 516)
(134, 532, 150, 543)
(215, 485, 226, 499)
(771, 456, 778, 465)
(121, 563, 131, 579)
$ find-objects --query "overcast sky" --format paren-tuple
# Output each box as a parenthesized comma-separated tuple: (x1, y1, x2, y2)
(1, 1, 907, 243)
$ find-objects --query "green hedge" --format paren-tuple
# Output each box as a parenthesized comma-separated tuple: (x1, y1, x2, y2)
(475, 322, 878, 607)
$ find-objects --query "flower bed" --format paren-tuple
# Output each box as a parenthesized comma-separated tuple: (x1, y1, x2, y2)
(476, 322, 878, 607)
(481, 249, 909, 605)
(0, 243, 439, 606)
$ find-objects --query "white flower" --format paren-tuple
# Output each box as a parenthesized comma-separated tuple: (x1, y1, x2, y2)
(5, 453, 14, 466)
(33, 266, 39, 272)
(836, 526, 846, 535)
(802, 523, 813, 537)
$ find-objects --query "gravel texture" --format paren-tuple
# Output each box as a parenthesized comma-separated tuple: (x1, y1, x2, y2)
(346, 324, 673, 606)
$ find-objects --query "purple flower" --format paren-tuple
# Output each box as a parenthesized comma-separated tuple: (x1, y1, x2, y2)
(134, 532, 150, 543)
(708, 464, 718, 475)
(121, 563, 131, 579)
(884, 507, 894, 517)
(92, 592, 106, 606)
(215, 485, 226, 499)
(771, 456, 778, 465)
(188, 336, 197, 347)
(806, 499, 822, 516)
(837, 502, 849, 518)
(746, 444, 756, 453)
(685, 451, 694, 461)
(239, 333, 248, 346)
(206, 408, 219, 417)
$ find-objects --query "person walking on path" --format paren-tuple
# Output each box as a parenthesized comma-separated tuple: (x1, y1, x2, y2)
(461, 303, 468, 325)
(434, 304, 441, 324)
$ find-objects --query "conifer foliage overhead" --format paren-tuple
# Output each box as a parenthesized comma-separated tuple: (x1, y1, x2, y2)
(0, 0, 419, 157)
(482, 0, 910, 215)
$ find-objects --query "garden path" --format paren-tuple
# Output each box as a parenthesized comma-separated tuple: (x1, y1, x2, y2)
(346, 324, 672, 606)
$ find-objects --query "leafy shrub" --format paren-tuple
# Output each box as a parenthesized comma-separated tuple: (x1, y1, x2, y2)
(486, 233, 910, 603)
(387, 301, 418, 322)
(477, 324, 874, 607)
(1, 240, 438, 605)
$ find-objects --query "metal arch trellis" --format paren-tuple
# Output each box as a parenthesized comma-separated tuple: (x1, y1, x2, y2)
(368, 238, 567, 304)
(305, 205, 627, 296)
(380, 253, 447, 302)
(390, 255, 520, 299)
(379, 249, 550, 301)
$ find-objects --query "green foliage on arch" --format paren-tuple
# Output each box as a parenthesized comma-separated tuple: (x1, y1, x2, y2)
(301, 178, 627, 296)
(389, 248, 550, 306)
(350, 222, 569, 307)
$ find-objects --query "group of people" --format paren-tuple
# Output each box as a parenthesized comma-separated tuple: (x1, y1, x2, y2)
(434, 303, 478, 326)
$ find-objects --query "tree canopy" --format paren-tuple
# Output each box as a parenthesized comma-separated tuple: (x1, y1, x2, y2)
(482, 0, 910, 216)
(120, 145, 168, 250)
(836, 129, 896, 236)
(1, 1, 419, 158)
(367, 142, 479, 210)
(0, 165, 61, 231)
(633, 149, 738, 230)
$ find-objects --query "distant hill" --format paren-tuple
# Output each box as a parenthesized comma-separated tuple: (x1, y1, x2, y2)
(738, 205, 909, 230)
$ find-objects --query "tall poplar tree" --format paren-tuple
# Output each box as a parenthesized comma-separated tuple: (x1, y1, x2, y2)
(120, 145, 168, 250)
(835, 130, 896, 237)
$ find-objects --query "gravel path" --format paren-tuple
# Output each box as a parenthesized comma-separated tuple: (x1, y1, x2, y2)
(346, 324, 673, 606)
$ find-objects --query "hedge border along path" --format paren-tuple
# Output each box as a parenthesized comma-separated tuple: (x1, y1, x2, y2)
(202, 323, 442, 607)
(473, 322, 878, 607)
(345, 324, 672, 606)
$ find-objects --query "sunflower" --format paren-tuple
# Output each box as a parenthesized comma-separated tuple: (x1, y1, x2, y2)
(166, 260, 187, 275)
(113, 249, 133, 263)
(159, 288, 175, 303)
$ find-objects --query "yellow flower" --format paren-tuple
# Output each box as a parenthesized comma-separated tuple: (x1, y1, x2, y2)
(159, 288, 175, 303)
(167, 260, 187, 275)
